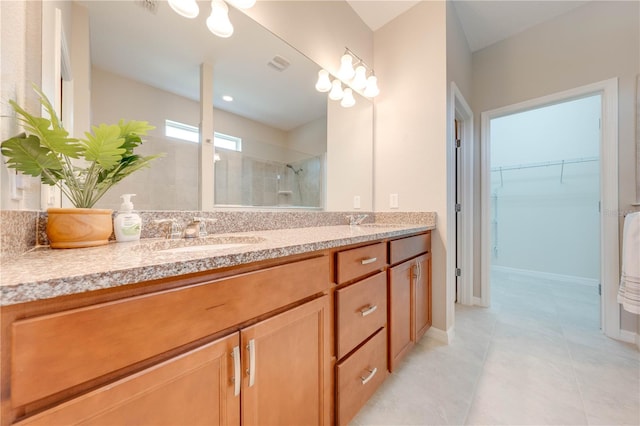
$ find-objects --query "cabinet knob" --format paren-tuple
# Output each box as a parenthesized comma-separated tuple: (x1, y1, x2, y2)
(361, 257, 377, 265)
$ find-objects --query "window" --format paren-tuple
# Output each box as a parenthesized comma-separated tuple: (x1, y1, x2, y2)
(165, 120, 199, 143)
(165, 120, 242, 152)
(213, 132, 242, 152)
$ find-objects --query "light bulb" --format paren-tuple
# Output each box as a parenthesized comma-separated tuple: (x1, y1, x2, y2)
(168, 0, 199, 18)
(338, 53, 355, 80)
(341, 88, 356, 108)
(207, 0, 234, 38)
(352, 65, 367, 91)
(226, 0, 256, 8)
(364, 75, 380, 97)
(315, 70, 332, 92)
(328, 80, 344, 101)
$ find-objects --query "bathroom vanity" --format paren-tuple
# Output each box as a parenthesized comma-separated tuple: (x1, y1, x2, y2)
(0, 224, 432, 426)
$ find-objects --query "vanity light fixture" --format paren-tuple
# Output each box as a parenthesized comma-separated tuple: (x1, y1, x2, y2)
(328, 79, 344, 101)
(167, 0, 256, 38)
(207, 0, 234, 38)
(338, 53, 356, 80)
(315, 47, 379, 108)
(167, 0, 199, 18)
(315, 70, 332, 92)
(340, 88, 356, 108)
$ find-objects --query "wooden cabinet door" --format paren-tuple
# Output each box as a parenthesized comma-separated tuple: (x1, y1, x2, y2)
(15, 334, 240, 426)
(241, 296, 330, 426)
(413, 253, 432, 342)
(388, 260, 414, 372)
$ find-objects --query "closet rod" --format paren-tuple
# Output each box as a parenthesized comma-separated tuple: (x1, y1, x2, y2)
(490, 156, 598, 172)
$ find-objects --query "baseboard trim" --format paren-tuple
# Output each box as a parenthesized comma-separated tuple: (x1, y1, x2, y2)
(617, 329, 639, 345)
(472, 296, 484, 306)
(426, 326, 454, 344)
(491, 265, 599, 287)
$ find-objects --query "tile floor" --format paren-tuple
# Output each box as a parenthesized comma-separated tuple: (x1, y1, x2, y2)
(352, 271, 640, 425)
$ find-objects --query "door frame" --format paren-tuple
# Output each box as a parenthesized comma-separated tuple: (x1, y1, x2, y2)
(480, 78, 620, 339)
(448, 82, 474, 306)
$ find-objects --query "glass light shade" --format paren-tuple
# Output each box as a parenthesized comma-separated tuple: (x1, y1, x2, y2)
(328, 80, 344, 101)
(315, 70, 332, 92)
(341, 88, 356, 108)
(364, 75, 380, 97)
(207, 0, 234, 38)
(226, 0, 256, 8)
(352, 65, 367, 91)
(338, 53, 355, 80)
(168, 0, 199, 18)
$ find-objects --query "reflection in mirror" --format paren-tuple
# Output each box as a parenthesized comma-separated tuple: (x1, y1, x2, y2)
(80, 0, 329, 210)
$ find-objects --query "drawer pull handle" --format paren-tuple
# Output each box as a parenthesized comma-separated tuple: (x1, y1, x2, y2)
(360, 305, 378, 317)
(361, 257, 377, 265)
(232, 346, 241, 396)
(247, 339, 256, 387)
(360, 367, 378, 385)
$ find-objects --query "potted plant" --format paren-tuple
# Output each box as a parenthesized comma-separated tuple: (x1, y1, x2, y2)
(1, 85, 163, 248)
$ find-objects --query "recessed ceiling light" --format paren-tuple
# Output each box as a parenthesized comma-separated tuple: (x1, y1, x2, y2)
(222, 95, 234, 102)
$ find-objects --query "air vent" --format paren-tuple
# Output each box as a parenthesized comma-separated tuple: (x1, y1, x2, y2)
(138, 0, 158, 14)
(267, 55, 290, 72)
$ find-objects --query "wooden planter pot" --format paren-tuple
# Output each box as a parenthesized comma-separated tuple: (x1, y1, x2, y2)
(46, 208, 114, 249)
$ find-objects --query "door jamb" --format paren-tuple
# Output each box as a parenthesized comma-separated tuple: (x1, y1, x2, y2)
(449, 82, 474, 306)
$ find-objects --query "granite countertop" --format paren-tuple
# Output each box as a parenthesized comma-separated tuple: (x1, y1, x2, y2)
(0, 224, 434, 306)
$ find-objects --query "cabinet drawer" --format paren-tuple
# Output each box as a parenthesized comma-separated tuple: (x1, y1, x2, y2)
(336, 328, 388, 426)
(389, 232, 431, 265)
(336, 242, 387, 284)
(336, 272, 386, 359)
(11, 255, 329, 407)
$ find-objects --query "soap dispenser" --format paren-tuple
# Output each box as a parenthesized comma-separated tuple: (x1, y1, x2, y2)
(114, 194, 142, 242)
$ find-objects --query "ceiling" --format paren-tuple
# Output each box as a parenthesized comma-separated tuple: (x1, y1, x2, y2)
(347, 0, 590, 52)
(79, 0, 326, 131)
(80, 0, 592, 131)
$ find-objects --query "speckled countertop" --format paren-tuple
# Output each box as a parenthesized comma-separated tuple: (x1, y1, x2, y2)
(0, 224, 434, 306)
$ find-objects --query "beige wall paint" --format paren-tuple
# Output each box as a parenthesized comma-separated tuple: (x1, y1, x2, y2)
(0, 1, 42, 210)
(471, 1, 640, 331)
(326, 93, 373, 211)
(374, 1, 450, 332)
(446, 0, 472, 100)
(69, 2, 91, 140)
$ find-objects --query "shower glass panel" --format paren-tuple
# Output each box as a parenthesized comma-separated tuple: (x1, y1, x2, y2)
(214, 143, 324, 208)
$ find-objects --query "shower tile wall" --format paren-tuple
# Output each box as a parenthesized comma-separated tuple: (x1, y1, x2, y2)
(215, 152, 323, 208)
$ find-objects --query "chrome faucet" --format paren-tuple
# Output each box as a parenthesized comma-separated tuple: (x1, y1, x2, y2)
(346, 214, 369, 226)
(154, 217, 217, 239)
(183, 217, 217, 238)
(154, 219, 182, 239)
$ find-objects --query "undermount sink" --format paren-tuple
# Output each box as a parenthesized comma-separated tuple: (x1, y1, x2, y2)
(149, 235, 266, 254)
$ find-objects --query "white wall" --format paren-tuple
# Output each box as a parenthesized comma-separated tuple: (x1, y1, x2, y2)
(471, 0, 639, 331)
(374, 1, 450, 331)
(490, 96, 601, 281)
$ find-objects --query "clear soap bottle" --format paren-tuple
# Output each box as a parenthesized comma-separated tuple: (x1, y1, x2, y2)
(114, 194, 142, 242)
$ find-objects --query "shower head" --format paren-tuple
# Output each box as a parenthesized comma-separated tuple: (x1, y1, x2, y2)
(286, 164, 303, 175)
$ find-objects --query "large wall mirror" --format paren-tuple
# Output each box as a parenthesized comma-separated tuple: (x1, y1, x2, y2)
(75, 0, 372, 211)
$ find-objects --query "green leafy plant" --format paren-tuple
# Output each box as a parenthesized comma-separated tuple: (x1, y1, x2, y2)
(1, 85, 164, 208)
